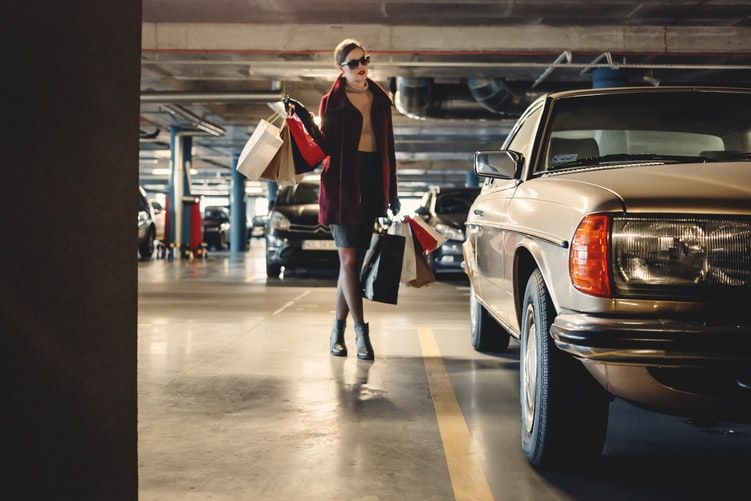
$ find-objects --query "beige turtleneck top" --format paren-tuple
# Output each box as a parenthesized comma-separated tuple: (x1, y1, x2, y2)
(345, 83, 377, 152)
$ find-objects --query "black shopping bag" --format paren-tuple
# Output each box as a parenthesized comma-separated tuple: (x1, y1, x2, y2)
(361, 232, 405, 305)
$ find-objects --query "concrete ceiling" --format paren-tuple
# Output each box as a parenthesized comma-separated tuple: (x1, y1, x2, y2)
(139, 0, 751, 196)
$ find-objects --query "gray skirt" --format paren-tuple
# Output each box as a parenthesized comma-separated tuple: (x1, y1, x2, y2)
(330, 151, 382, 250)
(330, 219, 376, 250)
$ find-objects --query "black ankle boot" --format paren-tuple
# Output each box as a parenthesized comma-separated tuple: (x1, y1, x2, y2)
(330, 320, 347, 357)
(354, 322, 374, 360)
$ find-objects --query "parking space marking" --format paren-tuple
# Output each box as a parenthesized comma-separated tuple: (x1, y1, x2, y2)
(418, 327, 494, 501)
(272, 290, 311, 316)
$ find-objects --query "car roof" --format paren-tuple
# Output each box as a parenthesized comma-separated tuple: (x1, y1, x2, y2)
(539, 85, 751, 104)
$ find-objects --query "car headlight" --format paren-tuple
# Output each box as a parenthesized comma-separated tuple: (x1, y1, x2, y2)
(435, 223, 464, 241)
(612, 216, 751, 296)
(269, 211, 291, 231)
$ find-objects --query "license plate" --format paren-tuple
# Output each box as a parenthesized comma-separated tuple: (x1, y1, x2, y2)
(302, 239, 336, 251)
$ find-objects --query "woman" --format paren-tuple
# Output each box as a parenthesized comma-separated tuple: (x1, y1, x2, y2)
(289, 39, 400, 361)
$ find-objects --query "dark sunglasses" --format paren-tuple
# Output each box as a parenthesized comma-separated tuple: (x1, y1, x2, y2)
(339, 55, 370, 70)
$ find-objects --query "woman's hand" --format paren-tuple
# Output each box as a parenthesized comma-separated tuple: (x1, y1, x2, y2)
(389, 196, 401, 215)
(283, 96, 310, 118)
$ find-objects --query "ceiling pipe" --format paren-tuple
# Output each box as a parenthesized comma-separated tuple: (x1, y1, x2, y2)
(144, 59, 751, 72)
(163, 104, 226, 136)
(393, 78, 432, 119)
(394, 77, 512, 120)
(532, 50, 573, 88)
(466, 78, 533, 115)
(139, 128, 161, 141)
(394, 77, 535, 120)
(141, 90, 283, 103)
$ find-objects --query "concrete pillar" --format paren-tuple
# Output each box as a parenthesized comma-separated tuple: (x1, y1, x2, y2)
(3, 1, 140, 499)
(230, 153, 247, 252)
(168, 129, 194, 246)
(267, 181, 279, 209)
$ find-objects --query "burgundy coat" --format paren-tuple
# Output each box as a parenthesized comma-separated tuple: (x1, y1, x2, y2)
(316, 77, 398, 225)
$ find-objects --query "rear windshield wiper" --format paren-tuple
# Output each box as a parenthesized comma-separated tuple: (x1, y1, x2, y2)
(719, 151, 751, 161)
(550, 153, 712, 170)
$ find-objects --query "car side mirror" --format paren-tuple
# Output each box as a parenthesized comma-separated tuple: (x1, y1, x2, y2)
(151, 201, 163, 213)
(474, 150, 523, 179)
(414, 206, 429, 216)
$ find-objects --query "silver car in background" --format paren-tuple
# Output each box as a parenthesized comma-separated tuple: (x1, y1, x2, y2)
(464, 87, 751, 467)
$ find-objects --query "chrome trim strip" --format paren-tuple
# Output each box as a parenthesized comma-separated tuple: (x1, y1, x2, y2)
(465, 220, 568, 248)
(474, 294, 520, 339)
(542, 161, 665, 177)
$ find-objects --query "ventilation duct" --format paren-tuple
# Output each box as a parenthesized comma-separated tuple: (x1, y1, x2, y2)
(393, 77, 534, 120)
(466, 78, 527, 115)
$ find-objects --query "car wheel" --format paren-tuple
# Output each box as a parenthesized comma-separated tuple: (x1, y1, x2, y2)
(520, 269, 609, 468)
(470, 282, 510, 353)
(138, 227, 155, 259)
(266, 262, 282, 278)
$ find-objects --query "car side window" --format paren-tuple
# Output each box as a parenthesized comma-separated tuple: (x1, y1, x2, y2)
(486, 107, 542, 187)
(506, 107, 542, 161)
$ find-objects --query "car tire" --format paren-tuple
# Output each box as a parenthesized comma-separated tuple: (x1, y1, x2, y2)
(520, 269, 609, 468)
(470, 282, 511, 353)
(266, 262, 282, 278)
(139, 227, 155, 259)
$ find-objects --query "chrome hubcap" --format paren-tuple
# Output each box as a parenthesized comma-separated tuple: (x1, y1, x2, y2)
(522, 304, 538, 434)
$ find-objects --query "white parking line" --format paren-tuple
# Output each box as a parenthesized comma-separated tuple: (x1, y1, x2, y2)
(273, 290, 312, 316)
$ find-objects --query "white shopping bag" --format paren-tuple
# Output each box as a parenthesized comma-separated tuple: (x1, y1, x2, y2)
(236, 116, 284, 180)
(388, 221, 417, 283)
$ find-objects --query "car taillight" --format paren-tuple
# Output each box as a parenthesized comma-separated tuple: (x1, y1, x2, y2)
(569, 214, 612, 297)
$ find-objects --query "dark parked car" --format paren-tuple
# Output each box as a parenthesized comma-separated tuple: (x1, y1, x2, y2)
(250, 214, 269, 239)
(203, 206, 230, 250)
(415, 187, 480, 272)
(138, 186, 156, 259)
(464, 86, 751, 467)
(265, 178, 337, 278)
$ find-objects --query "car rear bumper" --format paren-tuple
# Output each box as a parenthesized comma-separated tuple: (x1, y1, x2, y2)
(551, 313, 751, 368)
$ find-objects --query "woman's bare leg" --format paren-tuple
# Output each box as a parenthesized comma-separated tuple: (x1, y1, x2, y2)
(335, 273, 350, 321)
(336, 246, 364, 324)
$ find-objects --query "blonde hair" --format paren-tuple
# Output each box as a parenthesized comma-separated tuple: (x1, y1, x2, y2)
(334, 39, 364, 67)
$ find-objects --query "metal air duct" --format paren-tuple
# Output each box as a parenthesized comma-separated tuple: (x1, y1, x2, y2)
(393, 77, 534, 120)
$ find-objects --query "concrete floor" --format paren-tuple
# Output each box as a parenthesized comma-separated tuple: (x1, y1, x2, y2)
(139, 242, 751, 500)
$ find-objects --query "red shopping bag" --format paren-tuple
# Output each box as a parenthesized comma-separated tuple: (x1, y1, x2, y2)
(405, 215, 447, 255)
(286, 114, 326, 173)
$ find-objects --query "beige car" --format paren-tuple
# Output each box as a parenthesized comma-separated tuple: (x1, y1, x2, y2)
(463, 87, 751, 467)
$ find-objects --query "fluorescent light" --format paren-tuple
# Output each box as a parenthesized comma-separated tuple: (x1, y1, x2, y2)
(190, 169, 198, 175)
(151, 168, 171, 176)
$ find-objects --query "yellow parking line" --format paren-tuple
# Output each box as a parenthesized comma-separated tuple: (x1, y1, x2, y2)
(418, 327, 494, 501)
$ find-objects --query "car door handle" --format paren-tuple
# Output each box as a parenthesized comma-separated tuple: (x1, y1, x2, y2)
(473, 209, 484, 216)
